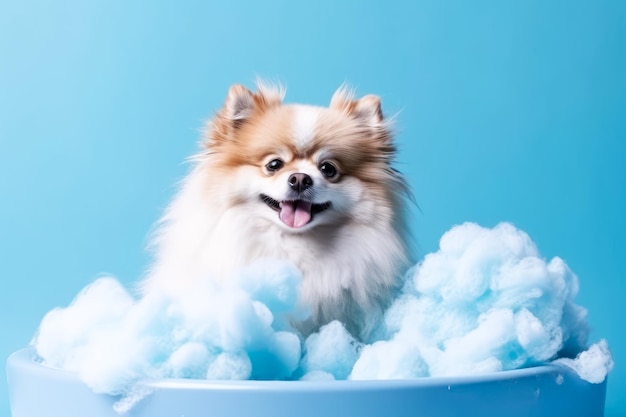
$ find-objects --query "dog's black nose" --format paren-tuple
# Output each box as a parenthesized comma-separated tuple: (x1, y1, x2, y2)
(288, 173, 313, 193)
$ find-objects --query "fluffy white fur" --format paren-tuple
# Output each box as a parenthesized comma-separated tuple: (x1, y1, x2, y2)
(143, 83, 411, 340)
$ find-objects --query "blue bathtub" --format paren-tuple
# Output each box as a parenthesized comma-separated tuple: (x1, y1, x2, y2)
(7, 348, 607, 417)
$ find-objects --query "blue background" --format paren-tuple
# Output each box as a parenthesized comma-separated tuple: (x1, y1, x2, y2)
(1, 1, 624, 416)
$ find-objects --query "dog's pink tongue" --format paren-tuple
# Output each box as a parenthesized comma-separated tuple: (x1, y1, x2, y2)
(280, 200, 312, 228)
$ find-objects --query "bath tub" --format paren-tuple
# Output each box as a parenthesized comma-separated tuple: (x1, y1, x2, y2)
(7, 348, 607, 417)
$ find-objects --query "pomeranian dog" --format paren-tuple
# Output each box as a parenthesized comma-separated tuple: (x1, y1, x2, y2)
(143, 82, 411, 340)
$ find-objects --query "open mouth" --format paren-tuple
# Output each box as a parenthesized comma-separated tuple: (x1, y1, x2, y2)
(261, 194, 331, 228)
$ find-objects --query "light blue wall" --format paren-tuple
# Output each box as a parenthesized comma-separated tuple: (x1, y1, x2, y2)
(1, 1, 624, 415)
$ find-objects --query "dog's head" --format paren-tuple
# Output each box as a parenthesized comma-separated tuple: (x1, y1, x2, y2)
(201, 83, 406, 232)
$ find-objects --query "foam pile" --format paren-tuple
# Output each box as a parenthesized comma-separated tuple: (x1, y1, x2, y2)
(32, 222, 613, 411)
(349, 222, 604, 379)
(34, 260, 305, 411)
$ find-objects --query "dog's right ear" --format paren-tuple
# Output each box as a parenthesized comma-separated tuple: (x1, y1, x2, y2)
(220, 82, 285, 129)
(223, 84, 255, 128)
(206, 82, 285, 148)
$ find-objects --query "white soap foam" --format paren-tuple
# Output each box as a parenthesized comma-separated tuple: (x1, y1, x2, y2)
(32, 222, 613, 412)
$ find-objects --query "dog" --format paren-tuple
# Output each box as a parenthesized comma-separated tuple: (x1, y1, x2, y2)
(143, 82, 412, 340)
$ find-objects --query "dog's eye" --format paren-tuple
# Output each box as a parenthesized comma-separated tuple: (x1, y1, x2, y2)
(265, 158, 284, 172)
(319, 161, 338, 179)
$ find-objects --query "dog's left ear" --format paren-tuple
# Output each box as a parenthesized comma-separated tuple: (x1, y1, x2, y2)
(352, 94, 383, 126)
(330, 87, 384, 127)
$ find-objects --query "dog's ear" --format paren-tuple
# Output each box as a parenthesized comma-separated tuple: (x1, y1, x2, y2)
(330, 86, 384, 127)
(205, 83, 284, 148)
(353, 94, 383, 126)
(221, 83, 285, 129)
(223, 84, 255, 127)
